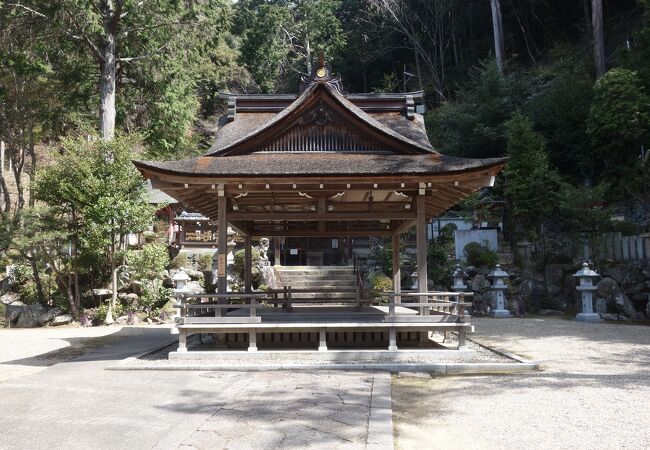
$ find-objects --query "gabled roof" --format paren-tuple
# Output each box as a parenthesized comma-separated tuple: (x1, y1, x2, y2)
(206, 82, 434, 156)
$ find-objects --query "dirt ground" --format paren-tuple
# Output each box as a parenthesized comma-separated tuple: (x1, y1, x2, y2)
(0, 324, 165, 382)
(392, 317, 650, 450)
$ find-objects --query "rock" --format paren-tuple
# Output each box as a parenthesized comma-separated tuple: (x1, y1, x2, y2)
(599, 313, 628, 321)
(183, 281, 205, 295)
(0, 292, 20, 305)
(5, 304, 24, 325)
(118, 292, 128, 301)
(646, 301, 650, 318)
(185, 269, 204, 281)
(145, 317, 153, 324)
(465, 266, 478, 277)
(518, 278, 547, 312)
(130, 281, 144, 295)
(115, 314, 139, 325)
(595, 298, 608, 314)
(50, 314, 73, 326)
(15, 304, 47, 328)
(597, 277, 637, 318)
(38, 307, 62, 325)
(537, 309, 564, 316)
(124, 293, 139, 303)
(92, 288, 113, 298)
(471, 275, 491, 293)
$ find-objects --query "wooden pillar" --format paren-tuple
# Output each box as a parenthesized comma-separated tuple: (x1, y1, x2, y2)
(217, 195, 227, 294)
(392, 233, 401, 300)
(416, 195, 428, 292)
(274, 237, 281, 266)
(318, 328, 327, 352)
(416, 194, 429, 345)
(244, 235, 252, 293)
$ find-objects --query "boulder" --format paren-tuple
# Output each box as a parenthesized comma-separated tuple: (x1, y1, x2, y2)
(124, 293, 139, 303)
(471, 275, 491, 293)
(92, 288, 113, 299)
(0, 292, 20, 305)
(5, 304, 24, 325)
(595, 298, 608, 314)
(115, 314, 139, 325)
(464, 266, 478, 277)
(597, 277, 637, 318)
(646, 301, 650, 319)
(130, 280, 144, 295)
(183, 281, 205, 295)
(16, 304, 47, 328)
(185, 268, 204, 281)
(38, 307, 62, 325)
(518, 278, 546, 312)
(50, 314, 73, 326)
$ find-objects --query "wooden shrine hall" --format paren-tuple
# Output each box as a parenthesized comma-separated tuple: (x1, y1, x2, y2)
(134, 63, 506, 356)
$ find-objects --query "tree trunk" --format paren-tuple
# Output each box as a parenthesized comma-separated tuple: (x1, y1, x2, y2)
(592, 0, 606, 78)
(105, 232, 116, 324)
(29, 256, 45, 303)
(490, 0, 505, 73)
(27, 125, 36, 207)
(99, 0, 117, 140)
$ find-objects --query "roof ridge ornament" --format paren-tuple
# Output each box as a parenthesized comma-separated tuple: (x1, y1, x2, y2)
(300, 57, 346, 96)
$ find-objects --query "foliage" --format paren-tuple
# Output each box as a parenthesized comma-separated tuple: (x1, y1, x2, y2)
(427, 224, 456, 287)
(463, 242, 497, 268)
(169, 253, 189, 270)
(503, 113, 562, 237)
(586, 69, 650, 194)
(425, 60, 525, 158)
(369, 272, 393, 292)
(235, 0, 345, 92)
(197, 253, 214, 271)
(233, 248, 262, 287)
(127, 243, 169, 281)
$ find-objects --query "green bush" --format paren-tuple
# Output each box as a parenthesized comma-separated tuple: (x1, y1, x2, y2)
(169, 252, 188, 270)
(369, 273, 393, 292)
(197, 253, 214, 271)
(128, 243, 169, 280)
(463, 242, 498, 267)
(233, 248, 262, 288)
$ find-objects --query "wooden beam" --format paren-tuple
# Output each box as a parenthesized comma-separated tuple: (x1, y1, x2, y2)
(250, 228, 392, 237)
(393, 219, 416, 235)
(227, 211, 416, 221)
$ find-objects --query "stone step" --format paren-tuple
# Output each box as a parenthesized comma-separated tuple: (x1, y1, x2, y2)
(278, 277, 356, 284)
(276, 271, 356, 277)
(289, 292, 358, 299)
(279, 282, 358, 288)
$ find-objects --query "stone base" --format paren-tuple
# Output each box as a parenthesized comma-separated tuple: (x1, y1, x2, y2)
(575, 312, 602, 323)
(492, 309, 512, 318)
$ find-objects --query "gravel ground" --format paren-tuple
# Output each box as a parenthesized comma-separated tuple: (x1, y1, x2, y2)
(392, 317, 650, 450)
(0, 324, 169, 382)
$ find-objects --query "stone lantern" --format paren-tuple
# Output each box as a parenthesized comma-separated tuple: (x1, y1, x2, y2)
(573, 262, 602, 322)
(172, 269, 191, 292)
(451, 264, 467, 292)
(226, 226, 237, 265)
(488, 264, 511, 318)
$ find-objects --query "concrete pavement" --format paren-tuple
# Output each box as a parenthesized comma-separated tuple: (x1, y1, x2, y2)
(0, 326, 393, 449)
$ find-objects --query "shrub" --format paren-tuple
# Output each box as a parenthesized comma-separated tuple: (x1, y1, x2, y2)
(464, 242, 498, 267)
(197, 253, 214, 271)
(128, 243, 169, 280)
(169, 252, 188, 270)
(369, 273, 393, 292)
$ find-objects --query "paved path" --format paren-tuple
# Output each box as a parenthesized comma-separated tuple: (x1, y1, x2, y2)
(392, 317, 650, 450)
(0, 326, 392, 449)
